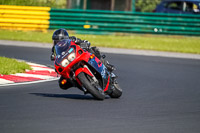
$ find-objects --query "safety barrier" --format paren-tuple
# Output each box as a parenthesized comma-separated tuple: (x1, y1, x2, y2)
(49, 9, 200, 36)
(1, 5, 200, 36)
(0, 5, 50, 31)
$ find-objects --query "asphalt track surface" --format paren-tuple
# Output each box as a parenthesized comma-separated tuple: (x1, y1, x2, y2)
(0, 44, 200, 133)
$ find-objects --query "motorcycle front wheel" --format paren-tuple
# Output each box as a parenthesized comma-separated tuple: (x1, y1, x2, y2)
(77, 72, 105, 100)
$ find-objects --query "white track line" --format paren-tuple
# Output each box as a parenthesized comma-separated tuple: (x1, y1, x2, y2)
(0, 77, 59, 87)
(0, 78, 14, 85)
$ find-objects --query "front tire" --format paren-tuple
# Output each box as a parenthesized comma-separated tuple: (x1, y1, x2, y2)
(77, 72, 105, 100)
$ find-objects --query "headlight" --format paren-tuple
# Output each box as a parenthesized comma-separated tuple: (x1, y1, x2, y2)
(61, 59, 69, 67)
(67, 53, 76, 62)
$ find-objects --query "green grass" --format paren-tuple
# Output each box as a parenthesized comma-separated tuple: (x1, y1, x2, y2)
(0, 57, 32, 75)
(0, 29, 200, 54)
(0, 30, 53, 43)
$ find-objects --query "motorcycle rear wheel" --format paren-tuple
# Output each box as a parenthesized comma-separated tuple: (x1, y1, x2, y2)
(77, 72, 105, 100)
(109, 83, 122, 98)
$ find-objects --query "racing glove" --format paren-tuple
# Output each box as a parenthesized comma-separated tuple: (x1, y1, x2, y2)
(80, 40, 91, 50)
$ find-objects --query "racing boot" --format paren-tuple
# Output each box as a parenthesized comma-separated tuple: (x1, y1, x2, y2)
(103, 59, 116, 72)
(106, 63, 115, 72)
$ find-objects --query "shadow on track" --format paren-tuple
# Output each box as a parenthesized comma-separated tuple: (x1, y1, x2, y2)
(30, 93, 100, 100)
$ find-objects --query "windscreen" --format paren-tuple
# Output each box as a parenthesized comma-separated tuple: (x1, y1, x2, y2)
(55, 39, 71, 64)
(55, 39, 71, 55)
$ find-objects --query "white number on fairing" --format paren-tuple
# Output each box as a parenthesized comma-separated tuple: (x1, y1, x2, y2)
(101, 65, 106, 78)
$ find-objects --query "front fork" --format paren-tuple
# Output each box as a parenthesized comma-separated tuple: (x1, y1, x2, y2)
(74, 65, 99, 93)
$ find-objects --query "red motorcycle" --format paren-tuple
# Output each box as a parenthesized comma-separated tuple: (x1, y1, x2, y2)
(54, 39, 122, 100)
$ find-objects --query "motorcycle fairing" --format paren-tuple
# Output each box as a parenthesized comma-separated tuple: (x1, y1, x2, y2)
(75, 67, 94, 78)
(88, 56, 105, 77)
(88, 56, 111, 91)
(54, 39, 112, 92)
(55, 39, 75, 66)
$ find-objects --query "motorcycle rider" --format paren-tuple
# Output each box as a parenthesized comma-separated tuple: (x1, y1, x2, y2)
(51, 28, 115, 90)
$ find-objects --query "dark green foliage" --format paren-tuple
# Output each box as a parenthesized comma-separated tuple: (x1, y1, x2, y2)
(135, 0, 162, 12)
(0, 0, 66, 8)
(1, 0, 162, 12)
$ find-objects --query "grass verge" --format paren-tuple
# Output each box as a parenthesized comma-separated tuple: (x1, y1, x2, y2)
(0, 29, 200, 54)
(0, 57, 32, 75)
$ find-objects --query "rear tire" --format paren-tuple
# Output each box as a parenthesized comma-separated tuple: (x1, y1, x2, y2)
(77, 72, 105, 100)
(109, 83, 122, 98)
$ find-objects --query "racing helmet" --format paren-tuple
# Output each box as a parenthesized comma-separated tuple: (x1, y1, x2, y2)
(52, 29, 69, 45)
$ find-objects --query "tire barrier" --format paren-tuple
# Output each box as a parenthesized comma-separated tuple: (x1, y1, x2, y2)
(1, 5, 200, 36)
(0, 5, 50, 31)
